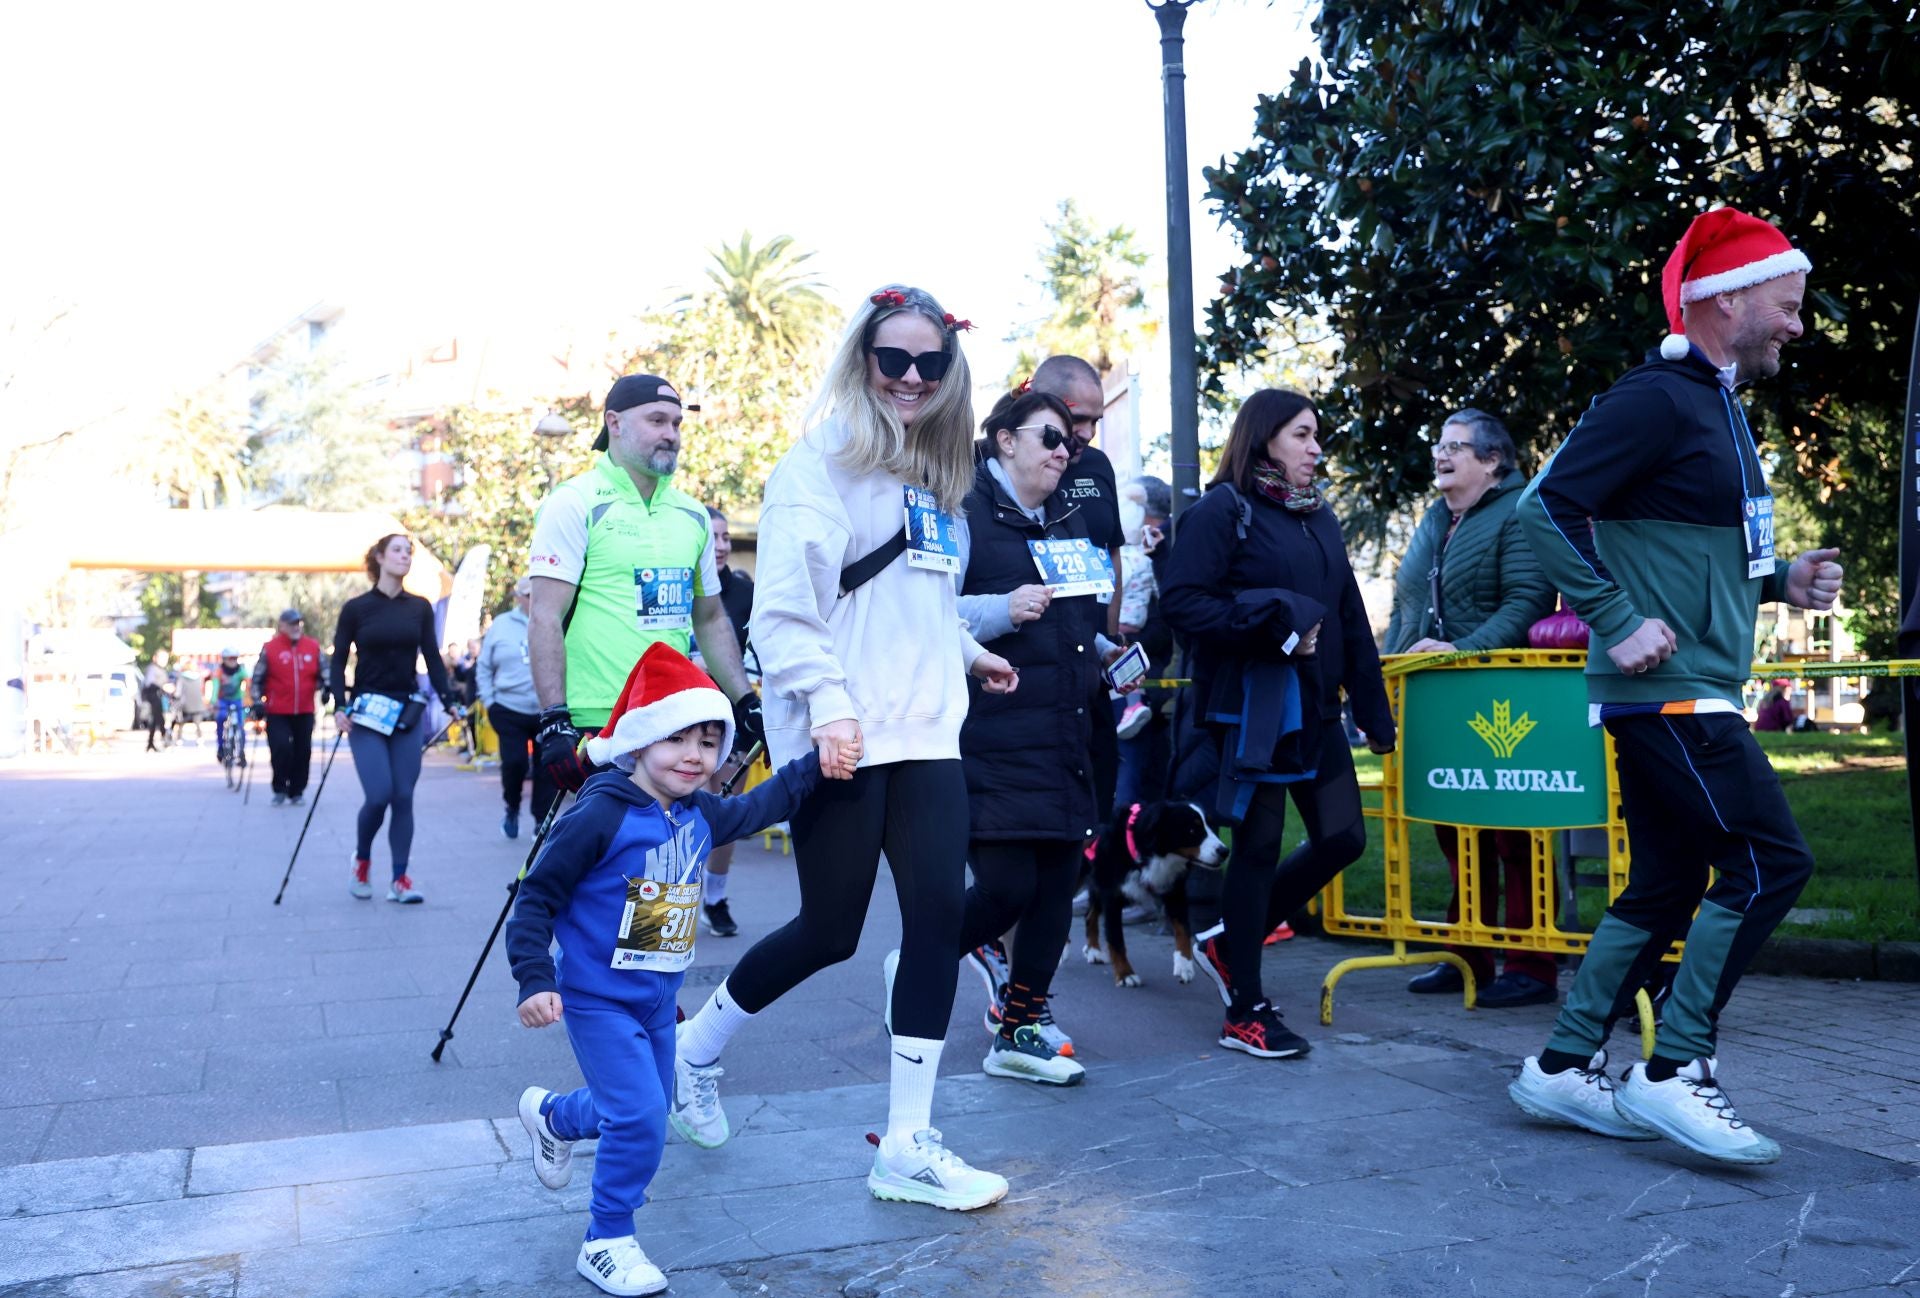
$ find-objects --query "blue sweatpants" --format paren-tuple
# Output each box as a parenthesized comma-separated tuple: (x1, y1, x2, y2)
(544, 978, 682, 1241)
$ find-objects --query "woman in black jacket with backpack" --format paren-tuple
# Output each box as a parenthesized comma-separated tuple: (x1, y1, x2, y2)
(1161, 388, 1395, 1060)
(950, 388, 1106, 1088)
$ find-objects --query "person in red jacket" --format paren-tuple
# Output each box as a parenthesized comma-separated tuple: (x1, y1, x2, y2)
(252, 609, 324, 805)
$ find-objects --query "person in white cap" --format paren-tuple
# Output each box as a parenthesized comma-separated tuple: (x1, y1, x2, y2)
(505, 643, 849, 1297)
(1508, 206, 1844, 1164)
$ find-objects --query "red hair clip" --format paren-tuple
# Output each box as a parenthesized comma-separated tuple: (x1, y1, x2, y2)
(942, 313, 974, 332)
(1014, 377, 1032, 395)
(870, 290, 906, 308)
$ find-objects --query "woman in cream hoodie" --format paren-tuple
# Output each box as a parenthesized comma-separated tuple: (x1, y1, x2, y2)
(674, 285, 1018, 1211)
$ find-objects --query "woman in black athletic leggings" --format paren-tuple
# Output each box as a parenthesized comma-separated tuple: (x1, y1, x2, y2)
(331, 533, 456, 905)
(1160, 389, 1396, 1060)
(673, 285, 1018, 1211)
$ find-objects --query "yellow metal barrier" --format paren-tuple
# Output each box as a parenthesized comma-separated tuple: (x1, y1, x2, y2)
(1320, 650, 1640, 1030)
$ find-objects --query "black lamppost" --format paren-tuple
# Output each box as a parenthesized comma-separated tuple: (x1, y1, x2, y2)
(1149, 0, 1203, 519)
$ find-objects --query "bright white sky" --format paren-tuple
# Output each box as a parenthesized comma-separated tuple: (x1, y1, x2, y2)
(1, 0, 1314, 445)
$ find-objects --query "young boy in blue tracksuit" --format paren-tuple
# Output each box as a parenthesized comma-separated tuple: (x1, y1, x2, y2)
(506, 643, 855, 1296)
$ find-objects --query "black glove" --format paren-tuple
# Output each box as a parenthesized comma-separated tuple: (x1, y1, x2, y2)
(249, 701, 267, 722)
(536, 705, 588, 792)
(731, 691, 765, 758)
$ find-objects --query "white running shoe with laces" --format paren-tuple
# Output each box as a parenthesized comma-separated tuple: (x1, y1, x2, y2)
(983, 1025, 1085, 1086)
(669, 1030, 729, 1149)
(1508, 1050, 1661, 1141)
(576, 1235, 667, 1296)
(349, 856, 373, 900)
(1029, 997, 1075, 1057)
(386, 874, 423, 904)
(1613, 1057, 1782, 1164)
(517, 1086, 573, 1189)
(867, 1128, 1009, 1210)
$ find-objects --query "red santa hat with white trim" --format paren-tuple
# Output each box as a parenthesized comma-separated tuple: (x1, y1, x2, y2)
(1658, 207, 1812, 361)
(583, 643, 733, 772)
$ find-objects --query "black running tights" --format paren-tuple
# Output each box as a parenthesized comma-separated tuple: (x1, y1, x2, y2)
(1223, 725, 1367, 1011)
(724, 759, 968, 1041)
(959, 839, 1081, 1003)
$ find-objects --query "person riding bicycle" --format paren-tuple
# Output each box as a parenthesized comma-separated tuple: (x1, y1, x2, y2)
(213, 648, 250, 766)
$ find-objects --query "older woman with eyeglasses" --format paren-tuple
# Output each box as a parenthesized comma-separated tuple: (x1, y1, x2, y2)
(944, 388, 1115, 1088)
(1384, 408, 1558, 1007)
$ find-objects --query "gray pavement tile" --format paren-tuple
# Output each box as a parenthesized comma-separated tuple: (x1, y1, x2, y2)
(293, 1158, 585, 1246)
(121, 956, 297, 989)
(6, 1045, 205, 1108)
(93, 1006, 327, 1053)
(210, 970, 422, 1013)
(0, 1256, 240, 1298)
(0, 1022, 102, 1062)
(319, 993, 484, 1038)
(34, 1081, 343, 1163)
(0, 1187, 294, 1287)
(0, 984, 214, 1027)
(200, 1030, 449, 1093)
(10, 963, 131, 996)
(335, 1063, 558, 1134)
(1151, 1059, 1459, 1130)
(0, 1105, 54, 1163)
(189, 1119, 502, 1196)
(0, 1149, 186, 1219)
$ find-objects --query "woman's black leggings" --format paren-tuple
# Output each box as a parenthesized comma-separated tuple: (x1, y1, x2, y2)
(349, 724, 426, 877)
(725, 759, 968, 1041)
(959, 839, 1081, 1003)
(1223, 724, 1367, 1011)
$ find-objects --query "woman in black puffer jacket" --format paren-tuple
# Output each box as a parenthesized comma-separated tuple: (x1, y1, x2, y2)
(1161, 388, 1395, 1061)
(950, 388, 1107, 1087)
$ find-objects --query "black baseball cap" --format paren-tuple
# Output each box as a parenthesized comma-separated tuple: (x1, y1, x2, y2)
(279, 608, 303, 623)
(594, 374, 697, 451)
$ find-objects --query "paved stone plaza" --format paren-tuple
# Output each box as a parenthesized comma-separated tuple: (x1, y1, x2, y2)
(3, 737, 1918, 1297)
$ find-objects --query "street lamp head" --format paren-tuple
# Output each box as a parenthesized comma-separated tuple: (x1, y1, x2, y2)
(533, 410, 574, 438)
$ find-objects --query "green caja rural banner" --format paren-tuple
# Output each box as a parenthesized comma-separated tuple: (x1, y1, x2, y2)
(1400, 667, 1608, 829)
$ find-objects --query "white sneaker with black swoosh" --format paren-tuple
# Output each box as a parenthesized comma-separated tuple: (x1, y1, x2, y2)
(669, 1027, 730, 1149)
(866, 1128, 1008, 1210)
(516, 1086, 572, 1189)
(575, 1235, 666, 1296)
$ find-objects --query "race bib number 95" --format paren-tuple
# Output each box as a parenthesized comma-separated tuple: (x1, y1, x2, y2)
(635, 567, 695, 630)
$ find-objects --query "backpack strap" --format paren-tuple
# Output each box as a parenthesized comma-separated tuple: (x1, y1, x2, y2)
(1216, 483, 1252, 542)
(838, 526, 909, 598)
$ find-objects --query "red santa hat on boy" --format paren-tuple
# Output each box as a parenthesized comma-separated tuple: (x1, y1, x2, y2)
(1658, 207, 1812, 361)
(583, 643, 733, 772)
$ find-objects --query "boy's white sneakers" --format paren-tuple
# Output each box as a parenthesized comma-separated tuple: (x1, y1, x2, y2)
(576, 1235, 667, 1296)
(1508, 1050, 1660, 1141)
(867, 1128, 1008, 1211)
(517, 1086, 573, 1189)
(669, 1027, 730, 1149)
(1613, 1057, 1783, 1164)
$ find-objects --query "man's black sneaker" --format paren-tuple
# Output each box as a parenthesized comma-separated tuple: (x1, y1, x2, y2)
(703, 900, 739, 937)
(1220, 1001, 1310, 1059)
(271, 793, 287, 807)
(502, 812, 520, 840)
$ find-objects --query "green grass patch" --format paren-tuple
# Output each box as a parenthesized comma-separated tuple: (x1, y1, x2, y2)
(1278, 733, 1920, 943)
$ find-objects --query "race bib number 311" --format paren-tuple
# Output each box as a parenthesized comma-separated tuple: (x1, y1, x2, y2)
(612, 877, 701, 973)
(634, 566, 695, 630)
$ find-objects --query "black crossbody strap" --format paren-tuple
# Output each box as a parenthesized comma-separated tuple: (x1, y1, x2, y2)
(838, 526, 909, 598)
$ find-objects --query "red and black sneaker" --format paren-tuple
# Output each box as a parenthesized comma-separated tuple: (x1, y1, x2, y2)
(1194, 923, 1234, 1007)
(1219, 1001, 1310, 1059)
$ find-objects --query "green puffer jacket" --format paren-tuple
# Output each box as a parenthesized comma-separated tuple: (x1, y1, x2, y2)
(1383, 472, 1557, 654)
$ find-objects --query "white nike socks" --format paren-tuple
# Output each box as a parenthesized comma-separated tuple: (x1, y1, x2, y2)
(703, 871, 728, 904)
(884, 1035, 944, 1147)
(677, 979, 753, 1068)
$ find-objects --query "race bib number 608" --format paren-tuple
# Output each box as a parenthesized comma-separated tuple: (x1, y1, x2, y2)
(634, 566, 695, 630)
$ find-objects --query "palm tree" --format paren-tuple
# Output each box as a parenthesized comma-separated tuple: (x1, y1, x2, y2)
(702, 232, 833, 361)
(1018, 200, 1157, 384)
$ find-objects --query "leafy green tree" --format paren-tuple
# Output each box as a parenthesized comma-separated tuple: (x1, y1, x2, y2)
(401, 395, 599, 615)
(703, 232, 833, 360)
(1010, 200, 1158, 384)
(1202, 1, 1918, 652)
(130, 573, 220, 663)
(250, 348, 409, 512)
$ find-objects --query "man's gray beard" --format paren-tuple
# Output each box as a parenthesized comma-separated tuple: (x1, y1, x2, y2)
(645, 448, 678, 477)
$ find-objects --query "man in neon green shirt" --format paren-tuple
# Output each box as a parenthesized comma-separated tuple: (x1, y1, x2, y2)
(528, 374, 760, 789)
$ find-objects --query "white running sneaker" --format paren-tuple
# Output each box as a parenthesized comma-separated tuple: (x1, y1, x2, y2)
(983, 1025, 1085, 1086)
(867, 1128, 1009, 1210)
(576, 1235, 667, 1297)
(1030, 997, 1075, 1057)
(348, 856, 373, 900)
(882, 948, 899, 1036)
(669, 1032, 729, 1149)
(1614, 1057, 1782, 1164)
(386, 874, 424, 904)
(1508, 1051, 1661, 1141)
(517, 1086, 573, 1189)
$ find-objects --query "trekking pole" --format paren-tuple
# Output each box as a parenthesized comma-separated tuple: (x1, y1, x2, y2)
(274, 732, 344, 905)
(242, 720, 259, 804)
(431, 791, 568, 1062)
(720, 739, 765, 796)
